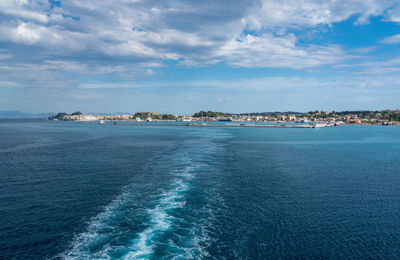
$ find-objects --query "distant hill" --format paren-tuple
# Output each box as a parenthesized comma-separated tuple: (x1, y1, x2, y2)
(0, 111, 54, 118)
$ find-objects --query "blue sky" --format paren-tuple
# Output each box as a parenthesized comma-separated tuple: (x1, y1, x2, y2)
(1, 0, 400, 114)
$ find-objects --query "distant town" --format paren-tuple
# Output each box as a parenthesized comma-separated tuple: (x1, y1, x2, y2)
(48, 110, 400, 126)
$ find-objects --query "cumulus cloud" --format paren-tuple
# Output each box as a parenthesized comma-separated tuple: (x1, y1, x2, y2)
(2, 0, 394, 72)
(214, 33, 345, 68)
(0, 0, 400, 98)
(0, 0, 51, 23)
(245, 0, 399, 29)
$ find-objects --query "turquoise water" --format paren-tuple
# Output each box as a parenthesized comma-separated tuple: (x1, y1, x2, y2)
(1, 119, 400, 259)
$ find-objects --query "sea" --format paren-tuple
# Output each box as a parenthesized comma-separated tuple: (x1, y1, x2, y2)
(1, 119, 400, 259)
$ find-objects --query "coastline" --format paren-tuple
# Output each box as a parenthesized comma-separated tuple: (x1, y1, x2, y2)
(80, 121, 400, 128)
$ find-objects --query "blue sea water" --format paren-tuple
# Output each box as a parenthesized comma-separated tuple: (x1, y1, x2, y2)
(1, 119, 400, 259)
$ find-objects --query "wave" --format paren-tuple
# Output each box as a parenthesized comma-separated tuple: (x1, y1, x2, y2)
(122, 177, 192, 259)
(61, 187, 137, 259)
(62, 131, 230, 259)
(62, 159, 197, 259)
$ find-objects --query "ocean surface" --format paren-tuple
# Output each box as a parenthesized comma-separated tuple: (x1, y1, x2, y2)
(1, 119, 400, 259)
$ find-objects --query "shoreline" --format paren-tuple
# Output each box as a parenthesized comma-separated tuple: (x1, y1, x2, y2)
(81, 122, 400, 128)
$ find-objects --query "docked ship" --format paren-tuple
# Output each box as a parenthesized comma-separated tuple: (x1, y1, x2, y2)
(311, 122, 327, 128)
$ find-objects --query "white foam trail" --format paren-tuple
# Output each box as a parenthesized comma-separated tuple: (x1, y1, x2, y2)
(62, 163, 195, 259)
(62, 188, 135, 259)
(123, 170, 194, 259)
(61, 133, 230, 259)
(190, 189, 228, 259)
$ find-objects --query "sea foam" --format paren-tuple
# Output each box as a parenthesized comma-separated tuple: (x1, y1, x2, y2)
(63, 156, 197, 259)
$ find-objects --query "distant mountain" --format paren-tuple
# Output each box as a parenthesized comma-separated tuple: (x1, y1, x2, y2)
(0, 111, 55, 118)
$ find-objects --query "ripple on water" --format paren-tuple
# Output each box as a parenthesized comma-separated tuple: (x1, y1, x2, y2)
(62, 156, 203, 259)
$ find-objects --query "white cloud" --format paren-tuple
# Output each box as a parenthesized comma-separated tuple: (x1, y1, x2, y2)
(245, 0, 398, 29)
(0, 80, 20, 87)
(1, 0, 384, 71)
(215, 33, 346, 68)
(72, 74, 400, 92)
(0, 21, 88, 50)
(384, 4, 400, 23)
(349, 46, 376, 53)
(0, 54, 11, 60)
(338, 56, 400, 76)
(0, 0, 400, 101)
(78, 83, 140, 89)
(0, 0, 50, 23)
(381, 34, 400, 44)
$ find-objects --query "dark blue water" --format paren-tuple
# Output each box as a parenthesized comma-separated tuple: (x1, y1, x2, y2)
(1, 119, 400, 259)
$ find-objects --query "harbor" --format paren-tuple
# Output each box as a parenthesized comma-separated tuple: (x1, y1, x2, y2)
(48, 110, 400, 126)
(92, 121, 342, 128)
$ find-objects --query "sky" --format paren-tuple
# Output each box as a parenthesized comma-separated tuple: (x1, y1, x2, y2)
(1, 0, 400, 114)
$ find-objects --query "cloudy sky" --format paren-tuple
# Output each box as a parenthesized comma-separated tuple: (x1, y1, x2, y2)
(1, 0, 400, 113)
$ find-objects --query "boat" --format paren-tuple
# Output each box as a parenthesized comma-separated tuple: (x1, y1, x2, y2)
(311, 122, 326, 128)
(98, 120, 105, 125)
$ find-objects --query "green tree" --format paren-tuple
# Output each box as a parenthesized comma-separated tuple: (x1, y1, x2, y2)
(162, 114, 176, 120)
